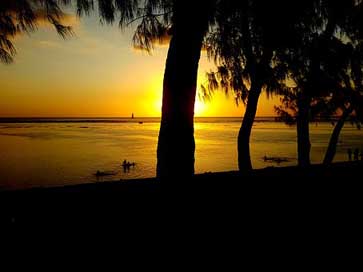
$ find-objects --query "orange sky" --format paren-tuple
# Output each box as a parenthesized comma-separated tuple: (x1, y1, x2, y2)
(0, 12, 280, 117)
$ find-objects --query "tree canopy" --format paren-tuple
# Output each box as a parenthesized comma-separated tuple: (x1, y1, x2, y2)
(0, 0, 176, 63)
(0, 0, 74, 63)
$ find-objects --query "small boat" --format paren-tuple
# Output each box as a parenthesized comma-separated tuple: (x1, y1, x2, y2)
(95, 170, 116, 177)
(263, 156, 290, 164)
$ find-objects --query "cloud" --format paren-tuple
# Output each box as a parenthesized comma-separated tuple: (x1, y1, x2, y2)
(132, 32, 171, 53)
(9, 11, 79, 40)
(34, 11, 80, 29)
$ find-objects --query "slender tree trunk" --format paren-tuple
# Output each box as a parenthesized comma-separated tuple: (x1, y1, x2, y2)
(156, 3, 210, 178)
(296, 93, 311, 167)
(323, 107, 353, 165)
(238, 84, 262, 172)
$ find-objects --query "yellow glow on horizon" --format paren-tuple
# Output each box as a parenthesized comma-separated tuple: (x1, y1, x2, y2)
(152, 94, 162, 116)
(0, 17, 280, 118)
(194, 99, 206, 116)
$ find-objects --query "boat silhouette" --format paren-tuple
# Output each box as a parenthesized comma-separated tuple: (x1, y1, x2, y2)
(95, 170, 116, 177)
(263, 156, 291, 164)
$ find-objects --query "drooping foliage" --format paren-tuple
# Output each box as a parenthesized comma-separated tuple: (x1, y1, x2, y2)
(0, 0, 75, 63)
(274, 0, 363, 165)
(0, 0, 174, 63)
(202, 0, 314, 170)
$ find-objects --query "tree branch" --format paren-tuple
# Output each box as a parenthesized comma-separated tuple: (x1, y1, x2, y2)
(127, 12, 171, 26)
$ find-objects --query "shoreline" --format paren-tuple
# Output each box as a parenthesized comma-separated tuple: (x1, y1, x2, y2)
(1, 160, 362, 194)
(1, 161, 361, 227)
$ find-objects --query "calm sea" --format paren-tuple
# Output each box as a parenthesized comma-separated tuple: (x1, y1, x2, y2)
(0, 117, 362, 190)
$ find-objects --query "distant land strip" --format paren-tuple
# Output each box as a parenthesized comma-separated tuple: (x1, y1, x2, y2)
(0, 116, 343, 123)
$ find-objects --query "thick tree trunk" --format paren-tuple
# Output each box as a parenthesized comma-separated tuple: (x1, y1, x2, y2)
(156, 4, 210, 178)
(296, 94, 311, 167)
(323, 107, 353, 165)
(238, 84, 262, 172)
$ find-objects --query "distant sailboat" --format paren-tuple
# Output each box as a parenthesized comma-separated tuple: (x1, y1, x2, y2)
(132, 113, 134, 119)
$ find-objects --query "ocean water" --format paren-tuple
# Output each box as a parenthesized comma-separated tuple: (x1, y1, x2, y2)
(0, 117, 362, 190)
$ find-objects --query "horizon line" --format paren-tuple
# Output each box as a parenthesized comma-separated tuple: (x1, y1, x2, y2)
(0, 116, 278, 119)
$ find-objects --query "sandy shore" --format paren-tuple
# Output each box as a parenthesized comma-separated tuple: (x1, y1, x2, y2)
(1, 160, 361, 193)
(1, 161, 361, 228)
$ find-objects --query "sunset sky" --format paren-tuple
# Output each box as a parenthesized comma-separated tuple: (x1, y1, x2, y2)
(0, 9, 280, 117)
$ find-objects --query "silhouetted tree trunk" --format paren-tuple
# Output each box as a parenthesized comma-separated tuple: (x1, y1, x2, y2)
(237, 46, 272, 172)
(238, 84, 262, 172)
(323, 106, 353, 165)
(296, 93, 311, 167)
(156, 3, 211, 178)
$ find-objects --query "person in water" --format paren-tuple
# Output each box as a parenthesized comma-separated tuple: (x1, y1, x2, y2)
(348, 148, 352, 161)
(122, 160, 136, 172)
(122, 160, 129, 172)
(353, 148, 359, 161)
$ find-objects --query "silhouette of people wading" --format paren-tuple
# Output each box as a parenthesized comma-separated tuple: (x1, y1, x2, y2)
(122, 159, 135, 173)
(354, 148, 359, 161)
(348, 148, 352, 161)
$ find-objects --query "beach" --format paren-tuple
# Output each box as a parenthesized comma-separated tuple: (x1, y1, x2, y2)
(1, 161, 361, 231)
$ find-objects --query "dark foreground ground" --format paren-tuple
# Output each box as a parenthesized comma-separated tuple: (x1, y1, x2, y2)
(0, 161, 361, 236)
(1, 163, 360, 267)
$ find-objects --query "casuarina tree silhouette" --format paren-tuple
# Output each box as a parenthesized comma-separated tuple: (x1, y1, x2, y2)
(275, 39, 363, 166)
(203, 0, 311, 171)
(275, 0, 363, 167)
(320, 42, 363, 165)
(156, 1, 218, 178)
(1, 0, 220, 178)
